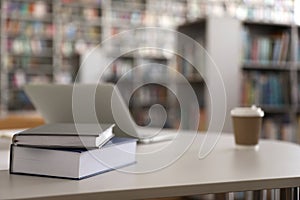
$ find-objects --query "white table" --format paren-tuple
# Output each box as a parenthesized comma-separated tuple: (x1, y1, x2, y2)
(1, 130, 300, 200)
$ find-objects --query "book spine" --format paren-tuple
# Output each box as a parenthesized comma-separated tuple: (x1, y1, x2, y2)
(243, 31, 290, 65)
(241, 72, 287, 106)
(9, 144, 14, 174)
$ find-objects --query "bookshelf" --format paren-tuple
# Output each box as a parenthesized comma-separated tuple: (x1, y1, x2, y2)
(0, 0, 55, 111)
(53, 0, 103, 84)
(176, 18, 241, 132)
(179, 0, 297, 135)
(186, 0, 294, 24)
(184, 0, 296, 138)
(175, 17, 300, 142)
(0, 0, 298, 134)
(0, 0, 104, 115)
(240, 21, 300, 143)
(0, 0, 4, 116)
(97, 0, 188, 129)
(176, 20, 206, 130)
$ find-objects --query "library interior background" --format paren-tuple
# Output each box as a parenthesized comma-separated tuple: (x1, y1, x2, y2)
(0, 0, 300, 144)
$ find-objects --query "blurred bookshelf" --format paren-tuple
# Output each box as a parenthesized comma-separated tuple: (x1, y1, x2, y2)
(0, 0, 300, 134)
(240, 21, 300, 143)
(183, 1, 297, 139)
(0, 0, 103, 115)
(53, 0, 103, 84)
(176, 17, 242, 132)
(186, 0, 294, 24)
(1, 0, 55, 111)
(175, 20, 206, 130)
(101, 0, 187, 129)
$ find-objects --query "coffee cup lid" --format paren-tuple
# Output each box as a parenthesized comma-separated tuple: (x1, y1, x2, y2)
(231, 105, 264, 117)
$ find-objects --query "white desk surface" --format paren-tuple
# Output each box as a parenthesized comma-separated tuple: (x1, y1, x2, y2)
(1, 130, 300, 200)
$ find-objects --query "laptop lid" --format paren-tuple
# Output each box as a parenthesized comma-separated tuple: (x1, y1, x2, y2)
(24, 83, 139, 138)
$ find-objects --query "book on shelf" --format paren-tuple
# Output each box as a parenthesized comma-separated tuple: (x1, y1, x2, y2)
(241, 72, 288, 107)
(12, 123, 115, 149)
(10, 137, 137, 180)
(279, 32, 290, 63)
(243, 28, 290, 65)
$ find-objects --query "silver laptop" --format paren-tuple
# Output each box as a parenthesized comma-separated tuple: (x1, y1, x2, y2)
(24, 83, 174, 143)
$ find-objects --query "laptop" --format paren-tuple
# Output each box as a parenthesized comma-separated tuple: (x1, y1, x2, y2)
(24, 83, 175, 144)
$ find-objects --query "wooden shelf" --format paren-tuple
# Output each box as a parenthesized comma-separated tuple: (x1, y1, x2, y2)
(243, 20, 292, 28)
(6, 52, 53, 58)
(0, 112, 44, 129)
(6, 14, 53, 23)
(60, 2, 102, 8)
(60, 17, 103, 26)
(242, 62, 292, 71)
(260, 105, 291, 114)
(3, 35, 53, 40)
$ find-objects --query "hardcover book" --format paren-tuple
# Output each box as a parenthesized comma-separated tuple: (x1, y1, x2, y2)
(12, 123, 115, 148)
(10, 137, 137, 180)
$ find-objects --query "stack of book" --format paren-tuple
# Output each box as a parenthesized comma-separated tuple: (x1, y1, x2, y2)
(9, 123, 137, 180)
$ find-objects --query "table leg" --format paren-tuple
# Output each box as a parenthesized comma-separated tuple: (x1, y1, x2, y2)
(267, 189, 275, 200)
(293, 187, 299, 200)
(215, 193, 234, 200)
(245, 191, 253, 200)
(215, 193, 226, 200)
(280, 188, 293, 199)
(253, 190, 267, 200)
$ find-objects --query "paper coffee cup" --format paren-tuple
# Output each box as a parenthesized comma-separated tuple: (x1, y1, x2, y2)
(231, 106, 264, 146)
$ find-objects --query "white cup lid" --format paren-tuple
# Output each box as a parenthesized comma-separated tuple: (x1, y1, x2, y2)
(231, 105, 264, 117)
